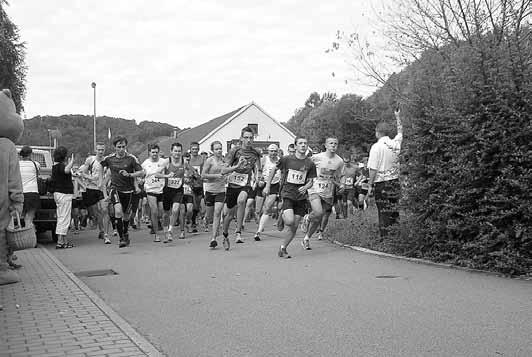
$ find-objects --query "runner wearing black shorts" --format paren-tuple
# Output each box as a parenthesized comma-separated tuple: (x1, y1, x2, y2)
(221, 127, 262, 244)
(100, 136, 143, 248)
(202, 141, 227, 249)
(189, 142, 205, 232)
(264, 137, 316, 258)
(161, 142, 188, 241)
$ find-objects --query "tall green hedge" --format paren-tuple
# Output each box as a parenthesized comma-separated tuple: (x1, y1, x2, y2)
(398, 36, 532, 275)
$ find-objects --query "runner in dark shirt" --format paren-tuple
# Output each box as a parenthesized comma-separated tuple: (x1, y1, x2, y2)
(220, 127, 262, 246)
(100, 136, 143, 248)
(264, 136, 316, 258)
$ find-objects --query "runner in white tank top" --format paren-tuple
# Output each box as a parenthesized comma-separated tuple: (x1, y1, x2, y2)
(254, 144, 282, 241)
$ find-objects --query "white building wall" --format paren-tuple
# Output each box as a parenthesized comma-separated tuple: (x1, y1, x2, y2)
(199, 104, 295, 154)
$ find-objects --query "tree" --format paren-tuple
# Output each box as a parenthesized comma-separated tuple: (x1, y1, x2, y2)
(0, 1, 26, 113)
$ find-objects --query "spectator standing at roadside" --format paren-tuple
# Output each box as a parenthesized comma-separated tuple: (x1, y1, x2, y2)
(51, 146, 75, 249)
(367, 109, 403, 237)
(18, 145, 40, 227)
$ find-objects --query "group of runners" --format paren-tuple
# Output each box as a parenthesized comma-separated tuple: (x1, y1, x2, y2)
(73, 126, 372, 257)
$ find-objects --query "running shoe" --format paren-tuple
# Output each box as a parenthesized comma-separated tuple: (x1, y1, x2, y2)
(179, 231, 185, 239)
(192, 223, 198, 233)
(113, 230, 118, 237)
(98, 231, 104, 239)
(300, 214, 310, 233)
(119, 240, 127, 248)
(302, 237, 312, 250)
(278, 246, 291, 258)
(235, 232, 244, 244)
(254, 232, 261, 241)
(317, 231, 323, 241)
(209, 240, 218, 248)
(104, 234, 111, 244)
(222, 235, 230, 251)
(166, 231, 173, 242)
(154, 235, 161, 243)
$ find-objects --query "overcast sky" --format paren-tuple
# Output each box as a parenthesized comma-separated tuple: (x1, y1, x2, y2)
(8, 0, 381, 128)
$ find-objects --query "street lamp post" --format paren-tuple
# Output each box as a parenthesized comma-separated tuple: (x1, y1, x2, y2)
(91, 82, 96, 152)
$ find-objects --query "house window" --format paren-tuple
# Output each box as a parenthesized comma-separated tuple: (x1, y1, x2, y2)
(248, 123, 258, 137)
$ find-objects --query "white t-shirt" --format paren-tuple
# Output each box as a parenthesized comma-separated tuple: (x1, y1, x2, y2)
(262, 155, 281, 185)
(142, 158, 165, 194)
(367, 134, 402, 182)
(81, 156, 103, 190)
(19, 160, 40, 193)
(307, 152, 344, 198)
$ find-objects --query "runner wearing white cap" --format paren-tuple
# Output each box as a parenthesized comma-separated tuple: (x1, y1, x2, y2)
(254, 144, 281, 241)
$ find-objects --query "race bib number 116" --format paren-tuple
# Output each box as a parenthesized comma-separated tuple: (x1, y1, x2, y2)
(287, 169, 306, 184)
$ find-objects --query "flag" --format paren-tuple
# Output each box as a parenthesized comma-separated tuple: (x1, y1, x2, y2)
(108, 127, 112, 140)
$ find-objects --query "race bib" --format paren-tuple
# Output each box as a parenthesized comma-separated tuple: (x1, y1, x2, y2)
(228, 172, 248, 186)
(315, 180, 333, 196)
(361, 183, 371, 190)
(148, 177, 161, 185)
(345, 177, 354, 186)
(287, 169, 306, 184)
(168, 177, 183, 188)
(184, 184, 192, 195)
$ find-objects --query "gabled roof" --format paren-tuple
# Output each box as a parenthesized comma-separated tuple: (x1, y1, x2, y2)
(157, 102, 295, 155)
(157, 106, 244, 155)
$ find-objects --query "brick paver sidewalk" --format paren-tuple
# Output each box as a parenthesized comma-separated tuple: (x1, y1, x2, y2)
(0, 248, 163, 357)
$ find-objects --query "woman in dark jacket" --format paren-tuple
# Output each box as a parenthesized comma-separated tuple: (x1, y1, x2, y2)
(51, 146, 74, 248)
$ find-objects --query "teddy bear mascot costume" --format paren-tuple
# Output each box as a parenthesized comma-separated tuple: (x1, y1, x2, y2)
(0, 89, 24, 285)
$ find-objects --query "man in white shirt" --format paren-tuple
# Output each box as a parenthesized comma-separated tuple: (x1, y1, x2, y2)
(367, 109, 403, 237)
(79, 143, 110, 243)
(300, 137, 345, 249)
(141, 144, 166, 242)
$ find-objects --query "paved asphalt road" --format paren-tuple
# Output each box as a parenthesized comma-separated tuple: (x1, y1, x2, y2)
(42, 222, 532, 357)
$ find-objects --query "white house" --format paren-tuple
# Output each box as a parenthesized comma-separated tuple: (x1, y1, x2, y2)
(159, 102, 296, 155)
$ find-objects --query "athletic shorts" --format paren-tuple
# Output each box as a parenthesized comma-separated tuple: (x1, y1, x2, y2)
(268, 183, 280, 195)
(82, 188, 104, 207)
(309, 193, 334, 213)
(247, 186, 262, 200)
(146, 192, 163, 202)
(192, 186, 204, 197)
(205, 191, 225, 207)
(182, 195, 194, 205)
(356, 187, 368, 196)
(163, 187, 184, 211)
(225, 186, 251, 209)
(23, 192, 41, 212)
(72, 197, 85, 210)
(109, 189, 135, 215)
(344, 188, 357, 202)
(281, 197, 308, 217)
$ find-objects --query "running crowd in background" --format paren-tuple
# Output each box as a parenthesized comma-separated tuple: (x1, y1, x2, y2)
(17, 110, 402, 258)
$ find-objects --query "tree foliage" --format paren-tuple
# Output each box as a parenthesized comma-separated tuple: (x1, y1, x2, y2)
(285, 92, 376, 156)
(18, 114, 179, 162)
(0, 1, 27, 112)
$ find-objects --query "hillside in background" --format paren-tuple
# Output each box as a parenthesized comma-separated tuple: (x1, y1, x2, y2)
(18, 114, 179, 160)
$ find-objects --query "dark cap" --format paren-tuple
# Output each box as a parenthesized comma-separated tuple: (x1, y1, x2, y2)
(19, 145, 32, 157)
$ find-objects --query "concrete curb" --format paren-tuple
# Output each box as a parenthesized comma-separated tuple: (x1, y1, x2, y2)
(39, 246, 166, 356)
(332, 240, 532, 281)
